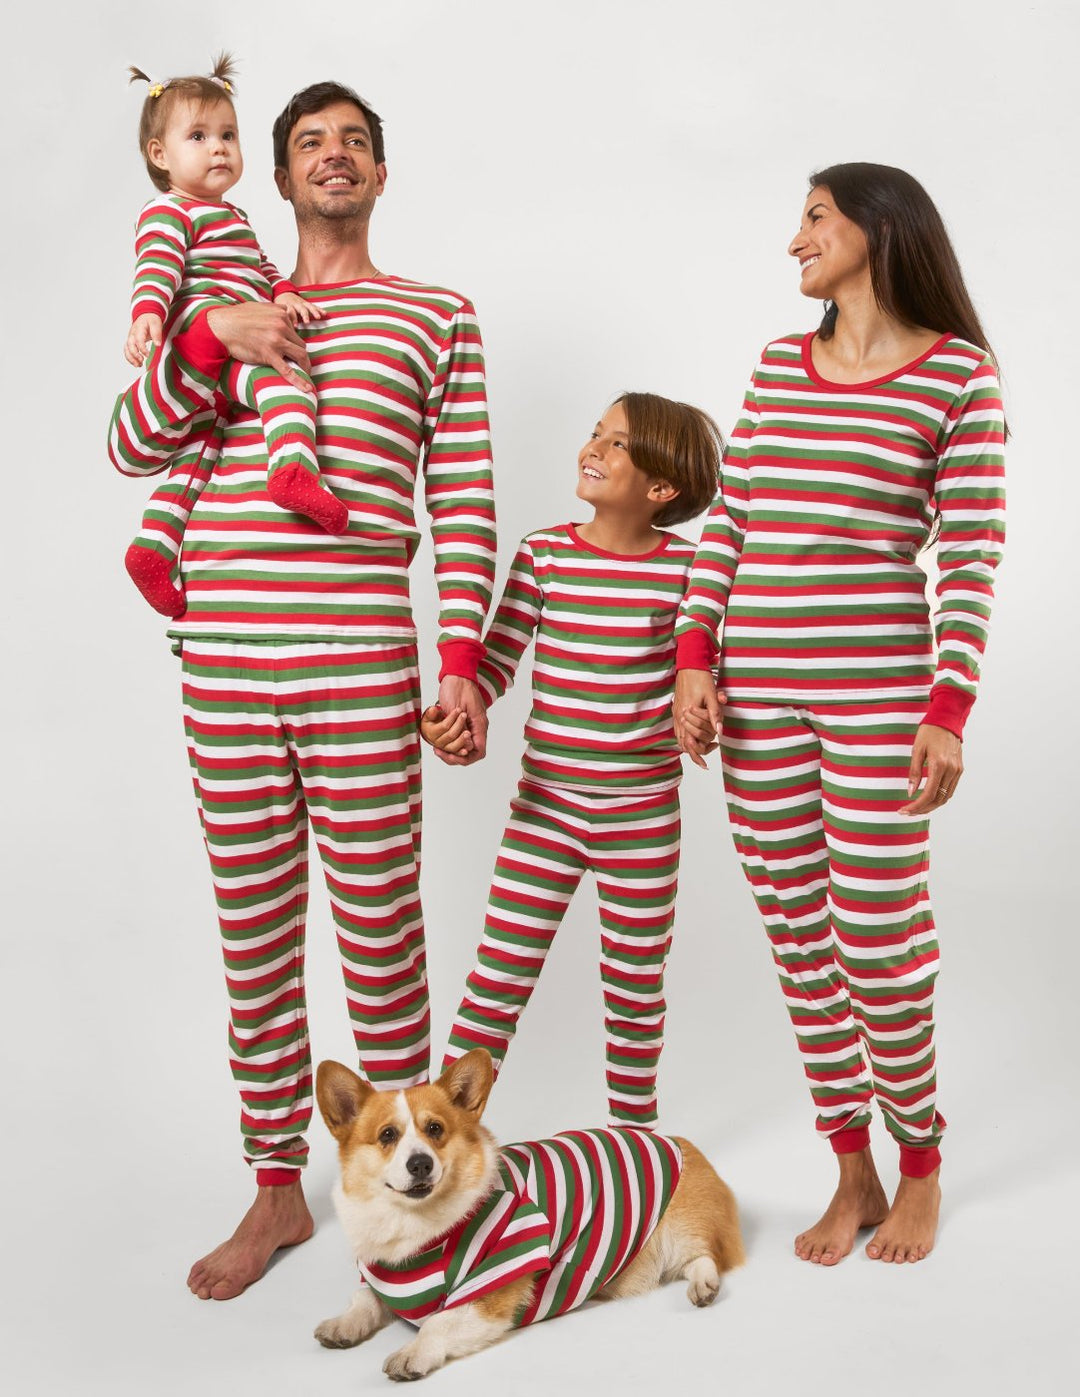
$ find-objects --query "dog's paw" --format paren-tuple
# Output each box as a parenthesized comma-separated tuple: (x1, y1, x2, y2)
(684, 1256, 721, 1307)
(314, 1313, 370, 1348)
(384, 1341, 437, 1382)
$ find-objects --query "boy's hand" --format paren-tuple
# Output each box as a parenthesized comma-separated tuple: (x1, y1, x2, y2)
(673, 671, 726, 769)
(679, 704, 720, 767)
(419, 704, 475, 761)
(276, 291, 325, 326)
(125, 313, 164, 368)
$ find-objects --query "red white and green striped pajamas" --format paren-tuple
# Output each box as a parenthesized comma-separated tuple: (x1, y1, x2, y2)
(358, 1129, 681, 1325)
(109, 277, 495, 1178)
(443, 527, 695, 1126)
(113, 195, 341, 612)
(676, 334, 1005, 1174)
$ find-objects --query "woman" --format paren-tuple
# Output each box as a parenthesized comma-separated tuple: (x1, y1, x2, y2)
(674, 163, 1005, 1266)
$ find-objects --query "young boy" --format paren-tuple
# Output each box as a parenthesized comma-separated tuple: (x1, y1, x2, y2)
(423, 392, 721, 1125)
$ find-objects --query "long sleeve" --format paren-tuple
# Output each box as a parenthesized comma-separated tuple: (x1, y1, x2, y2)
(922, 358, 1006, 735)
(131, 199, 193, 322)
(475, 541, 544, 708)
(423, 301, 497, 681)
(673, 379, 756, 669)
(258, 245, 297, 299)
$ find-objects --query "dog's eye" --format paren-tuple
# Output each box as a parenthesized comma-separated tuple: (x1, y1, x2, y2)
(379, 1126, 399, 1146)
(426, 1121, 443, 1138)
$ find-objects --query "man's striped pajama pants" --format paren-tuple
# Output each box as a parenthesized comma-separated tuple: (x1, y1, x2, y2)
(720, 698, 945, 1176)
(180, 640, 428, 1180)
(443, 779, 681, 1126)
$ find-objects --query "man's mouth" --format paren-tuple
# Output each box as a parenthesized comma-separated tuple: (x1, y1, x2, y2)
(319, 174, 356, 188)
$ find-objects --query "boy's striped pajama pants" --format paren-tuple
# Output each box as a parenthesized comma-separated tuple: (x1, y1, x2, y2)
(180, 639, 429, 1180)
(442, 779, 681, 1126)
(719, 698, 945, 1176)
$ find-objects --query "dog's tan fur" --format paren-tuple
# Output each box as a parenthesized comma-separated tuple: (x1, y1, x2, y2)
(315, 1050, 744, 1380)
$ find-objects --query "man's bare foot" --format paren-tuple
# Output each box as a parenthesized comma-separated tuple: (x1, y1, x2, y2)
(187, 1181, 315, 1300)
(794, 1147, 888, 1266)
(866, 1168, 941, 1263)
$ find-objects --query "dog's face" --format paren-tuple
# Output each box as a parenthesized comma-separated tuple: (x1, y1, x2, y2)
(316, 1051, 499, 1260)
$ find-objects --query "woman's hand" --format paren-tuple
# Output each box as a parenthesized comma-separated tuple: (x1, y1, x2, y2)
(673, 670, 726, 769)
(899, 723, 964, 816)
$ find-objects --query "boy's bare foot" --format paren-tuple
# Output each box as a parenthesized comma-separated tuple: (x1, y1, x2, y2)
(794, 1147, 888, 1266)
(187, 1181, 314, 1300)
(866, 1169, 941, 1263)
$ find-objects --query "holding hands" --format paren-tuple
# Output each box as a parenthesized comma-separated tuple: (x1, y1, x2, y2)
(419, 677, 489, 768)
(673, 670, 725, 769)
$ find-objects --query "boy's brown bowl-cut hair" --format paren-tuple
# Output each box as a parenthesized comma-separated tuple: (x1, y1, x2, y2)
(617, 392, 723, 528)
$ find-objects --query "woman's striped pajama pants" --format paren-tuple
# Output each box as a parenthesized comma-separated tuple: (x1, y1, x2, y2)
(442, 779, 681, 1126)
(720, 698, 945, 1176)
(181, 640, 429, 1179)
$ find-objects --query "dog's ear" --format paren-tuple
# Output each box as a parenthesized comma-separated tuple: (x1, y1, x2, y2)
(316, 1060, 372, 1141)
(435, 1049, 493, 1117)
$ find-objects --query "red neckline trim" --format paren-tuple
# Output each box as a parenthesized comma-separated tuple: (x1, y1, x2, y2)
(292, 274, 399, 291)
(800, 330, 953, 390)
(568, 524, 672, 560)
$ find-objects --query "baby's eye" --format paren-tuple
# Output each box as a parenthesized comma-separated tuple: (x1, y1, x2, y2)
(190, 131, 205, 142)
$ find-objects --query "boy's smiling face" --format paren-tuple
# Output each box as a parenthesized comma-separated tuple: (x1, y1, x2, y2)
(576, 401, 674, 518)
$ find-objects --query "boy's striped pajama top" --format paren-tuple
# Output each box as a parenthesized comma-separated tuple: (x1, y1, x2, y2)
(358, 1129, 681, 1325)
(675, 333, 1006, 1171)
(109, 276, 495, 1178)
(444, 526, 696, 1125)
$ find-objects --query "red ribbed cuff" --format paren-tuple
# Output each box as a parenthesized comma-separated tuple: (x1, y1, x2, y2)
(898, 1144, 941, 1178)
(922, 684, 975, 739)
(272, 280, 299, 299)
(829, 1124, 871, 1155)
(675, 630, 717, 672)
(256, 1167, 302, 1187)
(437, 638, 484, 683)
(173, 309, 229, 380)
(131, 300, 166, 322)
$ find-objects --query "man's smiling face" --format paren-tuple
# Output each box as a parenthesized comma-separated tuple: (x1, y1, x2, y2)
(275, 99, 386, 224)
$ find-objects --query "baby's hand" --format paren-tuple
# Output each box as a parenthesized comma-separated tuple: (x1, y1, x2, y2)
(276, 291, 325, 326)
(125, 313, 164, 368)
(419, 704, 474, 756)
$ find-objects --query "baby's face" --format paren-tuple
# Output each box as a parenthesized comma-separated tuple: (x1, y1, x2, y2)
(149, 97, 243, 202)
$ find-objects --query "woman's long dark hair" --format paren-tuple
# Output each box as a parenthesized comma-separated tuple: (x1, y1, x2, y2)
(810, 162, 998, 366)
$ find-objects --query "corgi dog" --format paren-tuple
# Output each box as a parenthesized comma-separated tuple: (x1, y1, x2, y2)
(314, 1049, 744, 1381)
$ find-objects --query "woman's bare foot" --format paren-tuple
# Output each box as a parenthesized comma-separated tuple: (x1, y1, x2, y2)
(187, 1181, 315, 1300)
(866, 1168, 941, 1263)
(794, 1147, 888, 1266)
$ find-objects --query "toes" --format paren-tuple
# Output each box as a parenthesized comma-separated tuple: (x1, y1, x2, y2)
(820, 1248, 839, 1267)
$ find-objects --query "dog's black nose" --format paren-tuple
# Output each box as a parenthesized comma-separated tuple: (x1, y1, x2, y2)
(406, 1152, 433, 1181)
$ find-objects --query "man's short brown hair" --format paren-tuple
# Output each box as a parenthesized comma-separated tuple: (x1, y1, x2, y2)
(617, 392, 723, 527)
(272, 82, 385, 169)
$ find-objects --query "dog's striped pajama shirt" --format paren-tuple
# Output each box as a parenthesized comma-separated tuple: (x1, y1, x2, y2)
(358, 1128, 682, 1324)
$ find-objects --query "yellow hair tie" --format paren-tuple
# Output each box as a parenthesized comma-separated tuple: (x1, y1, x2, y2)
(147, 82, 165, 98)
(221, 79, 233, 93)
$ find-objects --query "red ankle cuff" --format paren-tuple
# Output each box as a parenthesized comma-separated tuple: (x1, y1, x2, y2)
(256, 1167, 302, 1187)
(829, 1124, 871, 1155)
(898, 1145, 941, 1178)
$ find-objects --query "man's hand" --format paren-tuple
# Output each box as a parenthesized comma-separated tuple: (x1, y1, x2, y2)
(899, 723, 963, 816)
(205, 302, 313, 391)
(125, 313, 164, 368)
(434, 676, 488, 767)
(673, 670, 726, 769)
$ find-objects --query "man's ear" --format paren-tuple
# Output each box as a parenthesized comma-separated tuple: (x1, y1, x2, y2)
(274, 166, 291, 201)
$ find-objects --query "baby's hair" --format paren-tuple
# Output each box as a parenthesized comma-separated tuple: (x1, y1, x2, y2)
(616, 392, 723, 527)
(129, 52, 239, 192)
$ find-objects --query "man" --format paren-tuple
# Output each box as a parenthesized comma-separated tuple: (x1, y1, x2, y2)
(109, 82, 495, 1299)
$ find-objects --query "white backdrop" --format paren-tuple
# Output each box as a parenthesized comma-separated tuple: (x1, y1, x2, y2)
(4, 2, 1077, 1394)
